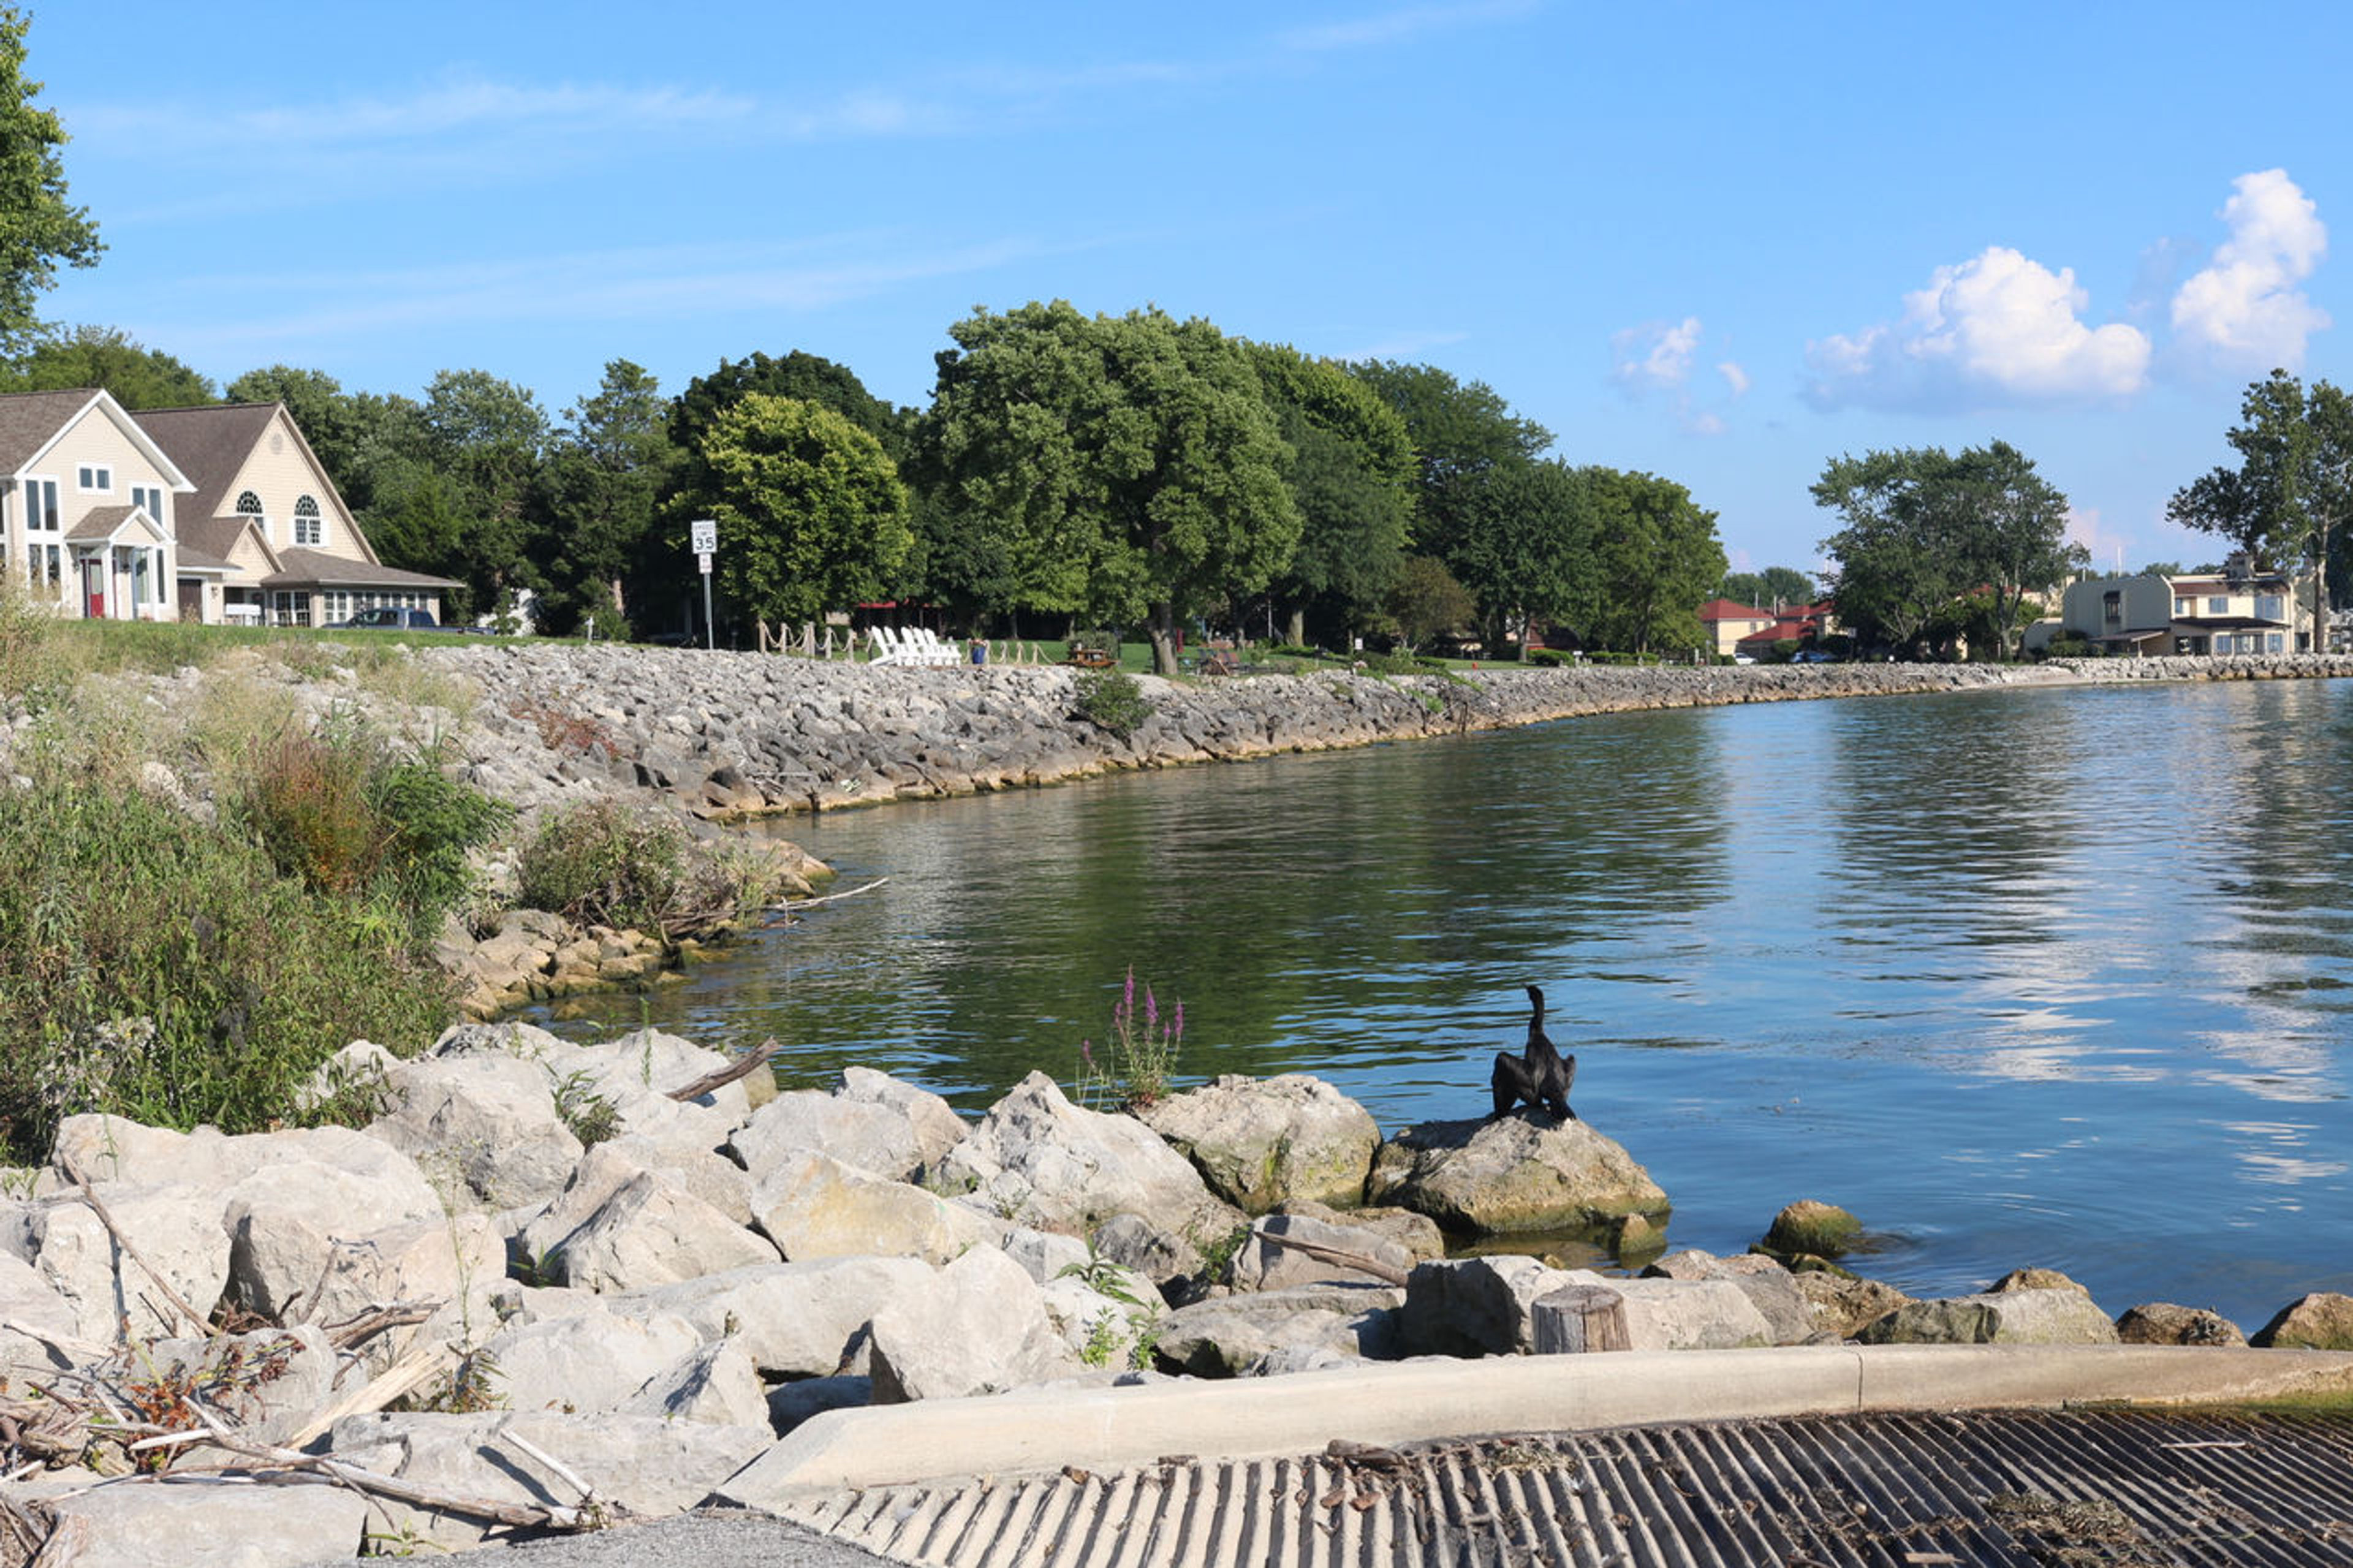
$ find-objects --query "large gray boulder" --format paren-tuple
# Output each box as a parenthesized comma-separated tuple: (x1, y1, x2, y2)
(748, 1148, 1000, 1265)
(25, 1184, 229, 1343)
(1794, 1269, 1912, 1339)
(935, 1072, 1243, 1263)
(1859, 1287, 2121, 1346)
(1154, 1283, 1402, 1376)
(1365, 1115, 1668, 1236)
(325, 1411, 772, 1551)
(620, 1339, 771, 1426)
(520, 1137, 752, 1270)
(1642, 1250, 1814, 1345)
(610, 1256, 933, 1378)
(865, 1244, 1078, 1401)
(544, 1171, 781, 1292)
(729, 1066, 965, 1183)
(233, 1209, 502, 1357)
(365, 1050, 583, 1210)
(0, 1251, 87, 1374)
(1592, 1274, 1775, 1351)
(1229, 1211, 1415, 1292)
(2253, 1292, 2353, 1349)
(1399, 1254, 1583, 1357)
(136, 1325, 339, 1447)
(2117, 1301, 2247, 1346)
(46, 1479, 369, 1568)
(1135, 1074, 1379, 1211)
(485, 1299, 704, 1415)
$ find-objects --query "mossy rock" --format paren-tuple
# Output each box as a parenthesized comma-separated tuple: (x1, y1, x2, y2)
(1761, 1199, 1862, 1259)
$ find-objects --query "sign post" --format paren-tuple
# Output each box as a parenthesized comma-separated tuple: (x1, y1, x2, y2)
(689, 518, 718, 651)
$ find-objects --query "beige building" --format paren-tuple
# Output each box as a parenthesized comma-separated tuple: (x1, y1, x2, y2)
(2030, 558, 2311, 656)
(0, 389, 194, 621)
(0, 390, 457, 626)
(135, 402, 458, 626)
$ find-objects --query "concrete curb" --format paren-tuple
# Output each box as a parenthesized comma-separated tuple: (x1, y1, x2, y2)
(714, 1345, 2353, 1507)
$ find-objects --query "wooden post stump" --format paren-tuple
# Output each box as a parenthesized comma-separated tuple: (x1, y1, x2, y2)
(1531, 1282, 1632, 1354)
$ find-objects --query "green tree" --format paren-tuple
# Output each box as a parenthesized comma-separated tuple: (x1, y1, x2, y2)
(1384, 553, 1476, 653)
(0, 9, 99, 352)
(2167, 369, 2353, 629)
(4, 324, 211, 407)
(678, 393, 912, 626)
(927, 301, 1300, 673)
(1813, 442, 2079, 659)
(1347, 360, 1552, 569)
(1721, 566, 1817, 610)
(226, 365, 367, 480)
(1247, 344, 1415, 647)
(532, 359, 666, 636)
(1443, 458, 1594, 654)
(417, 369, 550, 618)
(1580, 469, 1727, 656)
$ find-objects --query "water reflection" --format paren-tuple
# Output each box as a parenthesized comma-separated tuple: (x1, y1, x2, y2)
(531, 680, 2353, 1324)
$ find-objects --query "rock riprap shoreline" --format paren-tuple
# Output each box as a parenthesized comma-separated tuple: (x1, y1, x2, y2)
(3, 1029, 2345, 1566)
(429, 646, 2353, 823)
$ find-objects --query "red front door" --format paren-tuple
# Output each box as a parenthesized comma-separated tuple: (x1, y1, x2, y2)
(81, 558, 105, 619)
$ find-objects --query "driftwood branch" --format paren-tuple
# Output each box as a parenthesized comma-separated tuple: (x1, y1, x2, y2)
(321, 1303, 438, 1351)
(126, 1428, 615, 1532)
(769, 876, 890, 913)
(1249, 1228, 1411, 1287)
(55, 1157, 216, 1339)
(664, 1038, 781, 1103)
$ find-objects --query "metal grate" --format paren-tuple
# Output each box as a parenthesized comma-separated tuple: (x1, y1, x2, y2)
(780, 1408, 2353, 1567)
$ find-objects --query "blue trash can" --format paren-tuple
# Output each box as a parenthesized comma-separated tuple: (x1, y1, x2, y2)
(968, 638, 987, 666)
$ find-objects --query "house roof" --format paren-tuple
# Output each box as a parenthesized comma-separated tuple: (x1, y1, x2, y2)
(0, 389, 195, 489)
(0, 391, 105, 472)
(261, 548, 460, 591)
(176, 513, 272, 570)
(130, 403, 282, 525)
(65, 504, 134, 542)
(1697, 598, 1771, 622)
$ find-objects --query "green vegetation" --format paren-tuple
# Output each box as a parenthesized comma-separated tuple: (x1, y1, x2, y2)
(513, 797, 779, 943)
(0, 6, 100, 352)
(1070, 667, 1152, 737)
(1075, 968, 1183, 1110)
(2169, 369, 2351, 616)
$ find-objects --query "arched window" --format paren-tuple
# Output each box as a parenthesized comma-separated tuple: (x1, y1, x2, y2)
(235, 490, 263, 518)
(294, 495, 324, 547)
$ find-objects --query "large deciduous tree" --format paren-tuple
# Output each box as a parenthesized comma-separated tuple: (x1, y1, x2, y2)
(1580, 469, 1727, 656)
(1442, 458, 1593, 653)
(927, 301, 1300, 673)
(532, 358, 667, 637)
(1814, 442, 2080, 660)
(2167, 369, 2353, 631)
(0, 9, 99, 352)
(1347, 359, 1552, 568)
(4, 325, 212, 407)
(678, 393, 912, 627)
(1248, 344, 1415, 646)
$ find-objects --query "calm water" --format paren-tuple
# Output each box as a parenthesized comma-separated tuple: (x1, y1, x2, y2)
(532, 678, 2353, 1327)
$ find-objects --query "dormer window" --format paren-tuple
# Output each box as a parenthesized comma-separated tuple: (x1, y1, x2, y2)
(293, 495, 324, 547)
(76, 464, 112, 493)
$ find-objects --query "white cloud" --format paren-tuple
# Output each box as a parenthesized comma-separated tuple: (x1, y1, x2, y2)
(2170, 168, 2330, 371)
(1717, 360, 1750, 397)
(1806, 245, 2150, 410)
(1278, 1, 1540, 53)
(1612, 316, 1701, 391)
(2064, 507, 2133, 575)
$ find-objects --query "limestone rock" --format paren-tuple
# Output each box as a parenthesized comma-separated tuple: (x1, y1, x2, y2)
(621, 1338, 771, 1426)
(1760, 1199, 1862, 1260)
(486, 1300, 704, 1414)
(365, 1050, 583, 1210)
(1273, 1200, 1446, 1262)
(1859, 1287, 2121, 1346)
(936, 1071, 1243, 1263)
(27, 1184, 229, 1343)
(0, 1252, 86, 1374)
(324, 1411, 772, 1550)
(1155, 1283, 1401, 1376)
(610, 1257, 934, 1378)
(1990, 1267, 2090, 1295)
(1366, 1115, 1668, 1236)
(748, 1148, 999, 1265)
(1597, 1275, 1775, 1351)
(547, 1171, 781, 1292)
(1135, 1074, 1380, 1212)
(1230, 1211, 1415, 1292)
(1794, 1270, 1912, 1339)
(1400, 1254, 1583, 1357)
(2116, 1301, 2248, 1347)
(521, 1137, 752, 1270)
(865, 1244, 1077, 1402)
(47, 1479, 370, 1568)
(2253, 1292, 2353, 1349)
(137, 1325, 339, 1447)
(730, 1067, 966, 1185)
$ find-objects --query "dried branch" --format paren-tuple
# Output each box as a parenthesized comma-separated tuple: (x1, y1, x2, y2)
(55, 1156, 216, 1339)
(664, 1038, 781, 1103)
(1249, 1228, 1411, 1286)
(763, 876, 890, 914)
(320, 1303, 438, 1351)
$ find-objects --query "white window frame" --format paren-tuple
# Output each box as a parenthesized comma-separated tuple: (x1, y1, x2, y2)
(2208, 595, 2229, 615)
(23, 476, 60, 535)
(129, 483, 167, 528)
(75, 463, 113, 493)
(293, 495, 324, 547)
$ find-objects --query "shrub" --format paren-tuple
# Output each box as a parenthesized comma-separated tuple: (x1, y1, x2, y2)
(1072, 668, 1151, 737)
(0, 784, 453, 1159)
(238, 722, 507, 936)
(1075, 967, 1183, 1110)
(515, 798, 691, 934)
(1525, 648, 1575, 667)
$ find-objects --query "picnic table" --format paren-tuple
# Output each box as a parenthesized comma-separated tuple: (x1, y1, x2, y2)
(1063, 645, 1118, 670)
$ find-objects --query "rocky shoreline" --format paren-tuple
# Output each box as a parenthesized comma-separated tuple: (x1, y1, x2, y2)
(3, 1034, 2346, 1565)
(426, 645, 2353, 826)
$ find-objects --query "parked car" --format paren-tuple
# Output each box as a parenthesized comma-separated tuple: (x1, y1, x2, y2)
(330, 607, 472, 632)
(1790, 648, 1837, 664)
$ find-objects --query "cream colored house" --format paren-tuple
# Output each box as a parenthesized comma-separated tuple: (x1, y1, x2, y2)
(135, 402, 458, 626)
(2030, 558, 2310, 655)
(0, 389, 194, 621)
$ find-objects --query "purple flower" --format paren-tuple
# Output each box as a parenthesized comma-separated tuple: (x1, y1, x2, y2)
(1145, 985, 1159, 1034)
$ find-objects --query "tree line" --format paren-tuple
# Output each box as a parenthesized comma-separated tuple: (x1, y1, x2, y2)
(0, 309, 1732, 672)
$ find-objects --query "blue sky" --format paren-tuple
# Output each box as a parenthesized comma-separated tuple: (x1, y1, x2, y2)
(25, 1, 2353, 580)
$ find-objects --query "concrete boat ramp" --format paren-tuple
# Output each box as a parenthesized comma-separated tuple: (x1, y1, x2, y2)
(692, 1345, 2353, 1567)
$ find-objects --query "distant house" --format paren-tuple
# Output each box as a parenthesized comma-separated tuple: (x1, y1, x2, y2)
(1697, 597, 1775, 657)
(0, 389, 195, 621)
(2028, 556, 2311, 656)
(134, 402, 459, 627)
(0, 390, 458, 627)
(1732, 600, 1837, 659)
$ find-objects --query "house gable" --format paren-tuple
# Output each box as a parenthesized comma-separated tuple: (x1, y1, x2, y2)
(132, 403, 380, 566)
